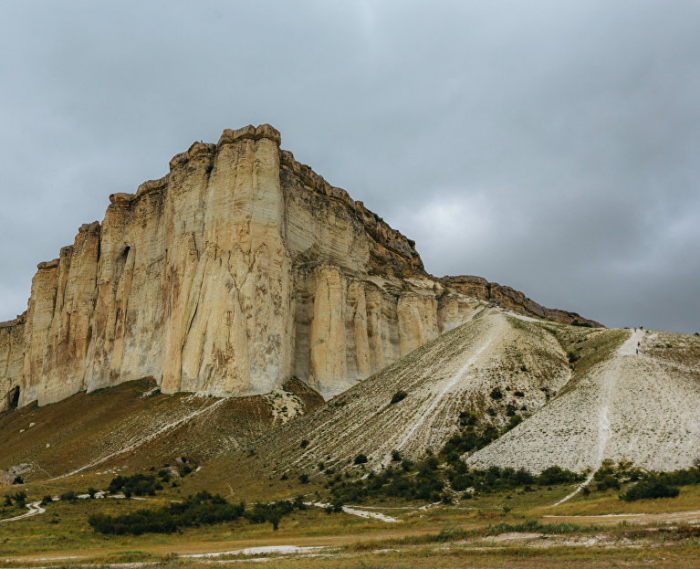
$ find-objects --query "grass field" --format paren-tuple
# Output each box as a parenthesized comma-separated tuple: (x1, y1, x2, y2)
(3, 467, 700, 567)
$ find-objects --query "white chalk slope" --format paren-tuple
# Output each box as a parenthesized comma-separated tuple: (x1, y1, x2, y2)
(255, 309, 570, 475)
(468, 329, 700, 472)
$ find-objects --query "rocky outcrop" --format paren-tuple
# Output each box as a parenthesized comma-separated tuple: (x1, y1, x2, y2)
(441, 275, 602, 328)
(1, 315, 25, 412)
(0, 124, 602, 408)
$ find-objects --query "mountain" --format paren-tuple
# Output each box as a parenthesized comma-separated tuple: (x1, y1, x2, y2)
(199, 313, 700, 483)
(1, 124, 599, 412)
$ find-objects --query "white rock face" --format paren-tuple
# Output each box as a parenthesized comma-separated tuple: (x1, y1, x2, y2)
(0, 125, 478, 408)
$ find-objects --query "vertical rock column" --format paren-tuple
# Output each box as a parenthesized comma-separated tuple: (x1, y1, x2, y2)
(397, 293, 439, 357)
(40, 223, 101, 404)
(19, 261, 59, 406)
(309, 265, 348, 398)
(163, 125, 294, 396)
(0, 315, 25, 411)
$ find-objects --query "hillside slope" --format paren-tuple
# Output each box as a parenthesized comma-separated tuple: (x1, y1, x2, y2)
(227, 309, 571, 479)
(468, 327, 700, 473)
(0, 377, 322, 482)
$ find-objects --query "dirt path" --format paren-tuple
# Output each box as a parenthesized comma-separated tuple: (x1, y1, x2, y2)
(306, 502, 399, 522)
(470, 325, 700, 476)
(0, 501, 45, 523)
(50, 398, 226, 481)
(0, 524, 460, 564)
(386, 326, 497, 464)
(618, 328, 642, 356)
(543, 509, 700, 526)
(551, 330, 640, 507)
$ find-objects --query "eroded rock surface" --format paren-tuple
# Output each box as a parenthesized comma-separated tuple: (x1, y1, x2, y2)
(0, 125, 601, 409)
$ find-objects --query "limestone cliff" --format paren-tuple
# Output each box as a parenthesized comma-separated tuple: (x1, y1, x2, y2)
(0, 124, 602, 410)
(441, 275, 602, 328)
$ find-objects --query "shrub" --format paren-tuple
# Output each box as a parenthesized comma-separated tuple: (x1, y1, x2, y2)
(354, 454, 368, 465)
(620, 478, 680, 502)
(490, 388, 503, 400)
(11, 491, 27, 508)
(324, 501, 344, 514)
(300, 439, 310, 449)
(298, 474, 309, 484)
(504, 414, 523, 432)
(60, 490, 77, 503)
(390, 390, 407, 404)
(89, 492, 247, 535)
(12, 476, 24, 485)
(40, 495, 53, 506)
(596, 475, 620, 491)
(280, 473, 288, 481)
(459, 410, 479, 427)
(514, 391, 525, 397)
(391, 450, 402, 462)
(108, 473, 161, 497)
(537, 466, 582, 486)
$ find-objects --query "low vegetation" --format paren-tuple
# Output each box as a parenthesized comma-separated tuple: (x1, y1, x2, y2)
(326, 451, 583, 504)
(583, 459, 700, 502)
(441, 411, 524, 458)
(88, 491, 307, 535)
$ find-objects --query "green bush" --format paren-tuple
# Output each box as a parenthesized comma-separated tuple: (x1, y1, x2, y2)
(89, 492, 247, 535)
(60, 490, 77, 503)
(504, 414, 523, 432)
(354, 454, 368, 465)
(537, 466, 583, 486)
(596, 474, 619, 491)
(620, 478, 680, 502)
(10, 491, 27, 508)
(108, 473, 162, 497)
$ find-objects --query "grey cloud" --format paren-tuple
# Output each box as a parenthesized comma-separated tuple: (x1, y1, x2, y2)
(1, 0, 698, 333)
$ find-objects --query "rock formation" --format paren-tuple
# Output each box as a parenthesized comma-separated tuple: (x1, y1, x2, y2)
(0, 124, 601, 410)
(441, 276, 604, 328)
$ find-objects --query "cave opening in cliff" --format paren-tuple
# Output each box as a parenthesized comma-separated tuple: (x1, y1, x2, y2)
(8, 386, 19, 410)
(115, 246, 130, 277)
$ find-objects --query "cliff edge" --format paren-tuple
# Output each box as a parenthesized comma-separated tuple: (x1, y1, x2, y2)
(1, 124, 601, 411)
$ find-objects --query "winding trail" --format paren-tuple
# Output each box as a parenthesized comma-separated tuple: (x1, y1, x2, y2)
(51, 398, 227, 481)
(551, 329, 639, 507)
(0, 501, 45, 523)
(383, 320, 499, 467)
(306, 502, 399, 523)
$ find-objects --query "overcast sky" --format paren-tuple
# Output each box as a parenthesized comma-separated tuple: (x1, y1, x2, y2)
(1, 1, 698, 333)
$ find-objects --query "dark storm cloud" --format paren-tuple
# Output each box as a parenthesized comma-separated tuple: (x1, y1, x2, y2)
(1, 0, 698, 333)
